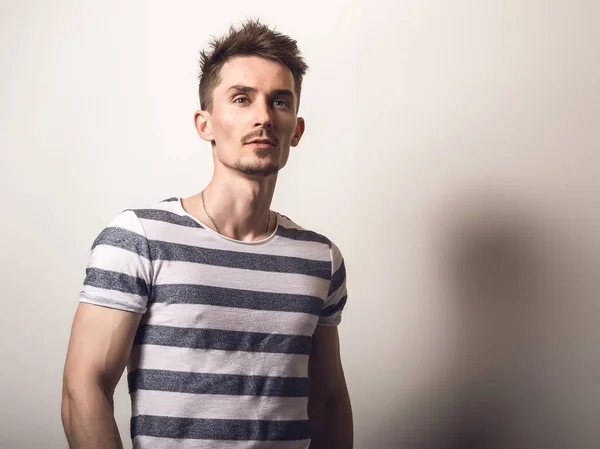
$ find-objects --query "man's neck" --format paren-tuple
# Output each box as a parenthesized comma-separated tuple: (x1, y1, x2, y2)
(182, 171, 278, 242)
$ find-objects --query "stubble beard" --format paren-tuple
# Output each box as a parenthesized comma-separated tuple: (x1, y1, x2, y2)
(233, 149, 280, 177)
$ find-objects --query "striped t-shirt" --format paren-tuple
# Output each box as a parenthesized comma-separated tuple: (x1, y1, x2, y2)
(79, 197, 348, 449)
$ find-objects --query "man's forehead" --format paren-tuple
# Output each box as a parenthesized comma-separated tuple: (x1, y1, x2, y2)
(217, 56, 295, 91)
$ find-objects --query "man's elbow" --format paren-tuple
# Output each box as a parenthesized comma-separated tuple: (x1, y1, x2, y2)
(309, 387, 353, 448)
(61, 374, 78, 439)
(309, 386, 352, 423)
(61, 370, 110, 426)
(326, 384, 352, 411)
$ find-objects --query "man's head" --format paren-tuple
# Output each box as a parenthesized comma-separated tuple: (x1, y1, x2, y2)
(195, 20, 308, 177)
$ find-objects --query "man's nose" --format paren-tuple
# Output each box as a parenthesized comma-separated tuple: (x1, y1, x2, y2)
(253, 100, 272, 128)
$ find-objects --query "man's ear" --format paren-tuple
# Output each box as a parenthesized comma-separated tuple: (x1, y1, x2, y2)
(291, 117, 305, 147)
(194, 110, 214, 142)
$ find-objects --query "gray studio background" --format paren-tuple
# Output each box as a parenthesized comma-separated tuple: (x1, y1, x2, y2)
(1, 1, 599, 448)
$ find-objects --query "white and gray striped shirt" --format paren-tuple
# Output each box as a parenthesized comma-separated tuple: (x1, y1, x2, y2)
(79, 197, 348, 448)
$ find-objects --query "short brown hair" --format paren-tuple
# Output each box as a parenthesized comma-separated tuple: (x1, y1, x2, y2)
(198, 19, 308, 111)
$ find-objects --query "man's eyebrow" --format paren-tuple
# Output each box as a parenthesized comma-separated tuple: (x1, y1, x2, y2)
(227, 85, 257, 94)
(227, 85, 294, 98)
(272, 89, 294, 97)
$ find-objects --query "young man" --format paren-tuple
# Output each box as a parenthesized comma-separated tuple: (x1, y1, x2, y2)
(62, 21, 353, 449)
(62, 20, 352, 449)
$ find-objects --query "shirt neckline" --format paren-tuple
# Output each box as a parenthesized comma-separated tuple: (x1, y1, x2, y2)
(175, 197, 281, 246)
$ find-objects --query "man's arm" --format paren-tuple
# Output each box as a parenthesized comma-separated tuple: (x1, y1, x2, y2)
(308, 325, 353, 449)
(62, 302, 142, 449)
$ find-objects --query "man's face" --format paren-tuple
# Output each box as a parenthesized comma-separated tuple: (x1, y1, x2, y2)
(198, 55, 304, 177)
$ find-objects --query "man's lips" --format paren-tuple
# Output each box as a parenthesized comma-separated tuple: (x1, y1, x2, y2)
(245, 139, 277, 147)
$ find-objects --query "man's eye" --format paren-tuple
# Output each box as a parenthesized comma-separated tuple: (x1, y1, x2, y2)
(274, 99, 289, 108)
(233, 97, 249, 104)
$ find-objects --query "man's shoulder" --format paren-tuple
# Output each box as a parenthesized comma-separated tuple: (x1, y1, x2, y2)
(112, 196, 200, 230)
(276, 212, 335, 249)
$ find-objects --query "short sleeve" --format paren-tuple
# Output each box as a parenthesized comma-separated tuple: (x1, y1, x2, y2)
(79, 210, 152, 314)
(318, 242, 348, 326)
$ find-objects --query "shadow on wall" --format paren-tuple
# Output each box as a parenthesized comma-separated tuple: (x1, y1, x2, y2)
(370, 188, 599, 449)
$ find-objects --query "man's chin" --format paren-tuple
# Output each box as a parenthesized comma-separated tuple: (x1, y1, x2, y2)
(233, 162, 281, 177)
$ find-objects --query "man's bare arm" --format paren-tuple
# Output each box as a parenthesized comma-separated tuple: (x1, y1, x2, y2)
(308, 325, 353, 449)
(62, 303, 142, 448)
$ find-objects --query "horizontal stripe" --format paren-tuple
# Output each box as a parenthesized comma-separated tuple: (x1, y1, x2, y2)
(139, 218, 331, 262)
(130, 345, 309, 378)
(84, 267, 148, 297)
(328, 260, 346, 296)
(128, 369, 308, 397)
(277, 226, 331, 246)
(91, 227, 151, 259)
(142, 303, 318, 337)
(321, 295, 347, 318)
(161, 197, 179, 202)
(152, 261, 330, 297)
(134, 325, 312, 355)
(151, 284, 323, 315)
(81, 285, 146, 307)
(92, 227, 150, 259)
(148, 240, 331, 279)
(132, 390, 308, 421)
(80, 290, 147, 314)
(133, 208, 203, 228)
(132, 435, 310, 449)
(131, 415, 310, 441)
(326, 277, 347, 304)
(87, 244, 152, 279)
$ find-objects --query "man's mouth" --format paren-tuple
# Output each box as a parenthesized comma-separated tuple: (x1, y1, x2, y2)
(245, 138, 277, 147)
